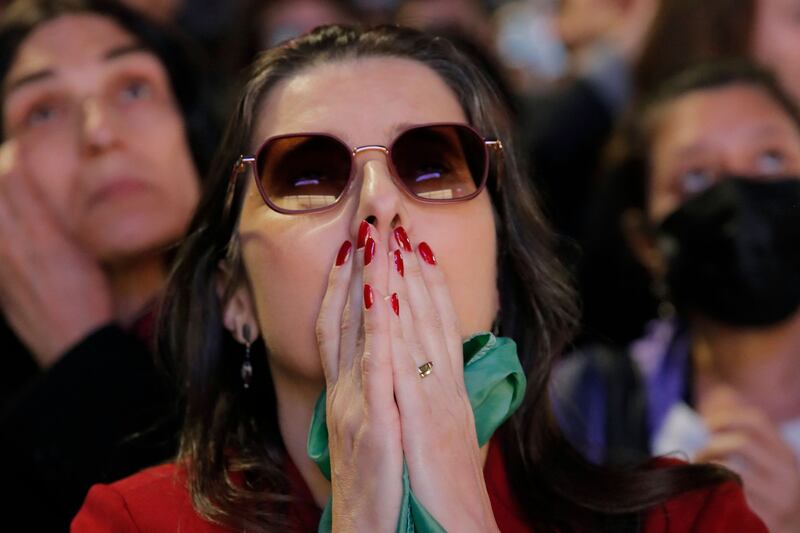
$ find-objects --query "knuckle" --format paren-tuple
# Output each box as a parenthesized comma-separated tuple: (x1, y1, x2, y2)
(422, 309, 443, 330)
(362, 316, 382, 336)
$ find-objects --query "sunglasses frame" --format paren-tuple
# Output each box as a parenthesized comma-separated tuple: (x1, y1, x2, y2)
(231, 122, 503, 215)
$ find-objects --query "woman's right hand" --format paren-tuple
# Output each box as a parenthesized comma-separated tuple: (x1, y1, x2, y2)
(316, 221, 403, 532)
(0, 140, 112, 367)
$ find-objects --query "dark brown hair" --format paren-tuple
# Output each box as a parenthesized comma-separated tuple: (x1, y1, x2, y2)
(160, 25, 735, 532)
(634, 0, 756, 98)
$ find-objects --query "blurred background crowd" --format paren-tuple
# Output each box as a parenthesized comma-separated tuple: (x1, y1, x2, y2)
(0, 0, 799, 531)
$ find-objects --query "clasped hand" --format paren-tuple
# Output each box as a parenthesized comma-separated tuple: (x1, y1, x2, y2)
(315, 222, 499, 532)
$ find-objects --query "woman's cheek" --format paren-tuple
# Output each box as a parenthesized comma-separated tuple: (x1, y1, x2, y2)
(436, 198, 498, 336)
(19, 134, 80, 230)
(241, 229, 329, 380)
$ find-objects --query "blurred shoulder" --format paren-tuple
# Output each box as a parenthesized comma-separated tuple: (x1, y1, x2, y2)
(71, 463, 229, 533)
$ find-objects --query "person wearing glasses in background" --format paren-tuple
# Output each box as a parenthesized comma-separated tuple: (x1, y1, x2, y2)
(0, 0, 214, 529)
(73, 25, 765, 532)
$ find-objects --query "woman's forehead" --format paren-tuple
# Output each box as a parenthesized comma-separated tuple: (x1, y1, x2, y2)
(249, 56, 468, 151)
(5, 13, 140, 90)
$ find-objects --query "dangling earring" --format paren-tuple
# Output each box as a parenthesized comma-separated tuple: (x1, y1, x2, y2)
(241, 324, 253, 389)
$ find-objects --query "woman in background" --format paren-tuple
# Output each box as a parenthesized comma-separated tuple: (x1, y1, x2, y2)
(555, 61, 800, 533)
(0, 0, 214, 528)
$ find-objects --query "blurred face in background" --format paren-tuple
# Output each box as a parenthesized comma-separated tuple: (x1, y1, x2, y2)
(555, 0, 622, 52)
(2, 14, 199, 264)
(753, 0, 800, 104)
(646, 83, 800, 223)
(258, 0, 354, 48)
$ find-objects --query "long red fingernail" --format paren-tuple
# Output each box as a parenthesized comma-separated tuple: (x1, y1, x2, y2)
(335, 241, 352, 266)
(391, 293, 399, 316)
(364, 237, 376, 266)
(393, 250, 404, 277)
(364, 284, 374, 309)
(393, 226, 412, 252)
(357, 220, 370, 249)
(418, 242, 437, 265)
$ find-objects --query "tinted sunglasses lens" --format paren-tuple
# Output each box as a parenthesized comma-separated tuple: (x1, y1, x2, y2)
(257, 134, 351, 212)
(391, 125, 486, 201)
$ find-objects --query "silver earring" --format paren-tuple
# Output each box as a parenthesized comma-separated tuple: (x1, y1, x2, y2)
(241, 324, 253, 389)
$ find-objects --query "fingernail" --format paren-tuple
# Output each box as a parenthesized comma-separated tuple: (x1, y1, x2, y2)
(364, 236, 376, 266)
(391, 293, 399, 316)
(364, 284, 374, 309)
(357, 220, 370, 249)
(393, 250, 404, 277)
(418, 242, 437, 265)
(393, 226, 413, 252)
(335, 240, 352, 266)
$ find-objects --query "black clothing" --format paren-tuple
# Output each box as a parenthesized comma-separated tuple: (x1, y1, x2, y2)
(0, 323, 179, 532)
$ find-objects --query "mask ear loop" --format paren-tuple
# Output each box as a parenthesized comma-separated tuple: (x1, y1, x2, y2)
(241, 324, 253, 389)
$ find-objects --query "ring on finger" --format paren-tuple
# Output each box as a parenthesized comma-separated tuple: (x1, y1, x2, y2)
(417, 361, 434, 379)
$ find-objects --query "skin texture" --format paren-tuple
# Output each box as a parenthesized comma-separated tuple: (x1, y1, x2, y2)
(0, 14, 199, 365)
(753, 0, 800, 105)
(625, 84, 800, 533)
(223, 57, 500, 531)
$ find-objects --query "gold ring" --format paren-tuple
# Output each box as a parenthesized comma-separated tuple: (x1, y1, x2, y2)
(417, 361, 434, 379)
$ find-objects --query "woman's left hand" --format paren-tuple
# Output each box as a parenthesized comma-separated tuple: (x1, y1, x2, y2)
(696, 387, 800, 533)
(383, 225, 499, 533)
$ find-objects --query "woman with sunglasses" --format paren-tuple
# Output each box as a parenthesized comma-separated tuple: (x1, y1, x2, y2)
(74, 25, 764, 532)
(0, 0, 213, 529)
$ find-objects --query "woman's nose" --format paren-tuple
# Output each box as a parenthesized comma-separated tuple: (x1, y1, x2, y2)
(352, 157, 408, 241)
(79, 97, 121, 155)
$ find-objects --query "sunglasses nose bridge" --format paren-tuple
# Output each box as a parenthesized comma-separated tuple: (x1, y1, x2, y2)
(352, 145, 390, 157)
(350, 144, 397, 186)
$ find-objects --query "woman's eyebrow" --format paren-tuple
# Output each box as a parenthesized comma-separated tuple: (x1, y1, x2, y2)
(103, 43, 149, 61)
(3, 43, 149, 98)
(3, 69, 54, 97)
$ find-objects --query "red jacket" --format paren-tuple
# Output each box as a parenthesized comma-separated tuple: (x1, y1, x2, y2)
(72, 442, 767, 532)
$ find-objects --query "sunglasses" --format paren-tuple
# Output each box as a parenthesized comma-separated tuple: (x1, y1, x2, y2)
(232, 122, 503, 214)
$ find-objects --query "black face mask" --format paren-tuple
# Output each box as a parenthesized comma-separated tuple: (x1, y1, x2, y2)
(657, 177, 800, 327)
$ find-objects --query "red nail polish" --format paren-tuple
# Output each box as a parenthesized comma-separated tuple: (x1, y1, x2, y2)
(364, 236, 376, 266)
(364, 284, 374, 309)
(393, 250, 404, 277)
(391, 293, 399, 316)
(393, 226, 413, 252)
(335, 241, 352, 266)
(357, 220, 370, 249)
(418, 242, 437, 265)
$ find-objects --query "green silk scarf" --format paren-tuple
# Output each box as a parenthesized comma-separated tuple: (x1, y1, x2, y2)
(307, 332, 527, 532)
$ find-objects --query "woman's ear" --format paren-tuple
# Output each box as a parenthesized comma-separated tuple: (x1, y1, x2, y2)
(216, 259, 259, 344)
(620, 207, 665, 280)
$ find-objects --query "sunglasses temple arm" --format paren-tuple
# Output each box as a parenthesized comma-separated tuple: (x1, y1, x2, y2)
(223, 156, 256, 218)
(485, 140, 503, 191)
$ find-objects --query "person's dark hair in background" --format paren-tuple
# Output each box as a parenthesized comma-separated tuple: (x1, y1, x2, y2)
(633, 0, 755, 97)
(555, 61, 800, 533)
(0, 0, 215, 529)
